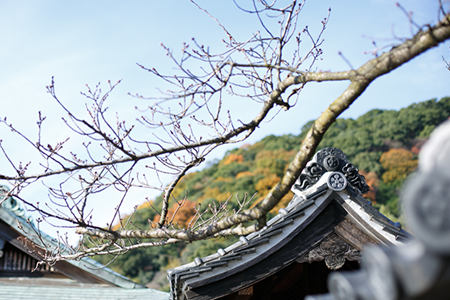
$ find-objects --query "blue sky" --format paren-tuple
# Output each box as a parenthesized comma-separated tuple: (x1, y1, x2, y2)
(1, 1, 448, 141)
(0, 0, 449, 241)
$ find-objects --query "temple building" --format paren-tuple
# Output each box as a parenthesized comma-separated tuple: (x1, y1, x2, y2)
(0, 186, 169, 300)
(168, 147, 411, 300)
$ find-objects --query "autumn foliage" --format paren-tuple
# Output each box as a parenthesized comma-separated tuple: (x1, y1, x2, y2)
(359, 170, 380, 202)
(153, 199, 197, 228)
(222, 154, 244, 165)
(255, 174, 281, 195)
(380, 148, 418, 183)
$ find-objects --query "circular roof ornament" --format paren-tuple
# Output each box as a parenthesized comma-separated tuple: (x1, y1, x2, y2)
(363, 247, 398, 300)
(323, 155, 340, 171)
(403, 170, 450, 255)
(328, 272, 359, 300)
(327, 172, 347, 191)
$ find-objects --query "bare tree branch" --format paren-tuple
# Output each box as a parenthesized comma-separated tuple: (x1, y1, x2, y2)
(0, 0, 449, 264)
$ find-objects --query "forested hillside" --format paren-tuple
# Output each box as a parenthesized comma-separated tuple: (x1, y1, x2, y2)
(94, 97, 450, 290)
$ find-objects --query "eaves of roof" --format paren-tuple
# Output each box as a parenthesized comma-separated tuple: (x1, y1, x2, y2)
(167, 170, 412, 300)
(0, 203, 142, 289)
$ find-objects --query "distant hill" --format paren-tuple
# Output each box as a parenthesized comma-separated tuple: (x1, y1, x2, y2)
(93, 96, 450, 290)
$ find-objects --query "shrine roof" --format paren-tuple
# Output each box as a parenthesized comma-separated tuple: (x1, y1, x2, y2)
(167, 147, 412, 300)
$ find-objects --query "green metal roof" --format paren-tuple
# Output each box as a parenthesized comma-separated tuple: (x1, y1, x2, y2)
(0, 283, 169, 300)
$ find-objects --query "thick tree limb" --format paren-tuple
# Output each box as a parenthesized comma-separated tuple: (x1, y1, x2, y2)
(75, 14, 450, 243)
(238, 13, 450, 231)
(4, 1, 449, 264)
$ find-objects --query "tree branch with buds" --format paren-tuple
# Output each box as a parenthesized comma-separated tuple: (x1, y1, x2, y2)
(0, 0, 449, 263)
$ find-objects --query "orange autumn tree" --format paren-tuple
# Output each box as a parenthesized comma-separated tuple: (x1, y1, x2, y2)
(359, 170, 380, 202)
(254, 174, 293, 213)
(380, 148, 418, 183)
(153, 199, 197, 228)
(222, 154, 244, 165)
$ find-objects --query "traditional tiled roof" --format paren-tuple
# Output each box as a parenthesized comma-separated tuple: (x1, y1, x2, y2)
(307, 121, 450, 300)
(0, 185, 169, 299)
(167, 147, 411, 300)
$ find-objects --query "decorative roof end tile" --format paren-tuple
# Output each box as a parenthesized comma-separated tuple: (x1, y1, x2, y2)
(292, 147, 370, 195)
